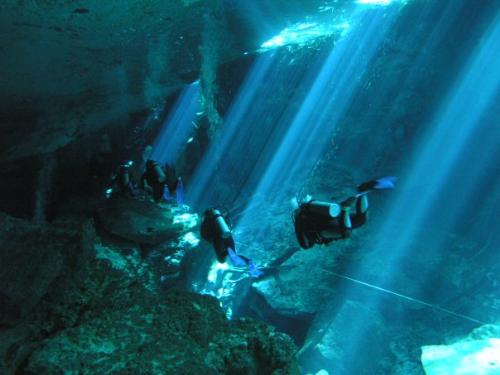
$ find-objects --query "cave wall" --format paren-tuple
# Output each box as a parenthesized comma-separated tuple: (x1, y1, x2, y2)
(0, 0, 219, 161)
(0, 0, 335, 220)
(0, 0, 332, 163)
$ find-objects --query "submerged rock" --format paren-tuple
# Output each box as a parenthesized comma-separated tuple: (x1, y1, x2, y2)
(97, 196, 199, 245)
(0, 212, 299, 374)
(252, 243, 354, 317)
(24, 291, 299, 374)
(421, 324, 500, 375)
(299, 299, 386, 375)
(0, 212, 80, 324)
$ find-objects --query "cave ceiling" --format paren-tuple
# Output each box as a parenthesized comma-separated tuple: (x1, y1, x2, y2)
(0, 0, 350, 162)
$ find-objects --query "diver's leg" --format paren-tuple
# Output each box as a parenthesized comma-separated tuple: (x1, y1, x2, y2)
(341, 209, 352, 238)
(294, 211, 315, 249)
(356, 194, 369, 215)
(153, 185, 163, 202)
(350, 194, 368, 229)
(214, 237, 228, 262)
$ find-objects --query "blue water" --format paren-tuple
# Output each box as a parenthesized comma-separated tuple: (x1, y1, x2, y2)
(157, 0, 500, 373)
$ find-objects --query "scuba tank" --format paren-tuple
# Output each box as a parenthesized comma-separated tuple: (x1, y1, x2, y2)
(117, 165, 131, 190)
(145, 160, 166, 184)
(293, 199, 342, 249)
(303, 200, 341, 218)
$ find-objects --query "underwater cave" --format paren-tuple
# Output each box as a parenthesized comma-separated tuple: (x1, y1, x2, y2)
(0, 0, 499, 374)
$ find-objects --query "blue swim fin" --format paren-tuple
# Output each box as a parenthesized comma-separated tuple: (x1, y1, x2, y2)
(358, 176, 397, 193)
(248, 261, 264, 278)
(227, 248, 263, 278)
(163, 185, 172, 200)
(176, 178, 184, 205)
(227, 248, 247, 267)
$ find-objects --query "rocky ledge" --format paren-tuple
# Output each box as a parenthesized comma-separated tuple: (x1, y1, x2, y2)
(0, 212, 299, 374)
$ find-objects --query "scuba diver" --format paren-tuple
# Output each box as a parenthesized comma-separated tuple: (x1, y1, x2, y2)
(141, 159, 183, 203)
(114, 161, 138, 197)
(103, 160, 139, 199)
(293, 177, 397, 249)
(201, 208, 262, 278)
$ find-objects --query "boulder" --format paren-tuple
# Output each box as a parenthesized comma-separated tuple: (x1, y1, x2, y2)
(252, 244, 353, 317)
(0, 212, 80, 324)
(421, 324, 500, 375)
(24, 292, 300, 374)
(97, 196, 199, 245)
(299, 299, 386, 375)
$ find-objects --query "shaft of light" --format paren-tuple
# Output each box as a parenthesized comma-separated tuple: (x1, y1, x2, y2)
(150, 81, 201, 165)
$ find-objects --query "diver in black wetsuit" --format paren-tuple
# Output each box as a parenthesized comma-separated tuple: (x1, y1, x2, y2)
(200, 208, 235, 262)
(293, 177, 396, 249)
(113, 161, 137, 197)
(293, 195, 368, 249)
(141, 159, 179, 202)
(201, 208, 263, 277)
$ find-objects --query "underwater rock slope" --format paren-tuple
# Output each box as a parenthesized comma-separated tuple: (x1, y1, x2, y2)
(0, 212, 299, 374)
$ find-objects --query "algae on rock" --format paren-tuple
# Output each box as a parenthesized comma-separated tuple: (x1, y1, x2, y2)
(0, 212, 299, 374)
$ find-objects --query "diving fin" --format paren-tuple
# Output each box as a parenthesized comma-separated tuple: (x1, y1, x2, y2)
(227, 248, 263, 278)
(227, 248, 248, 267)
(248, 261, 264, 278)
(163, 185, 172, 200)
(176, 178, 184, 205)
(358, 176, 397, 193)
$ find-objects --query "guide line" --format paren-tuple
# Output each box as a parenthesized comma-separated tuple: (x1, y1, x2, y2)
(327, 271, 488, 325)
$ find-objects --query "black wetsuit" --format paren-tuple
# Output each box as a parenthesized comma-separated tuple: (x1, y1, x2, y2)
(164, 164, 178, 194)
(116, 165, 136, 197)
(141, 161, 166, 202)
(294, 198, 367, 249)
(201, 210, 235, 262)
